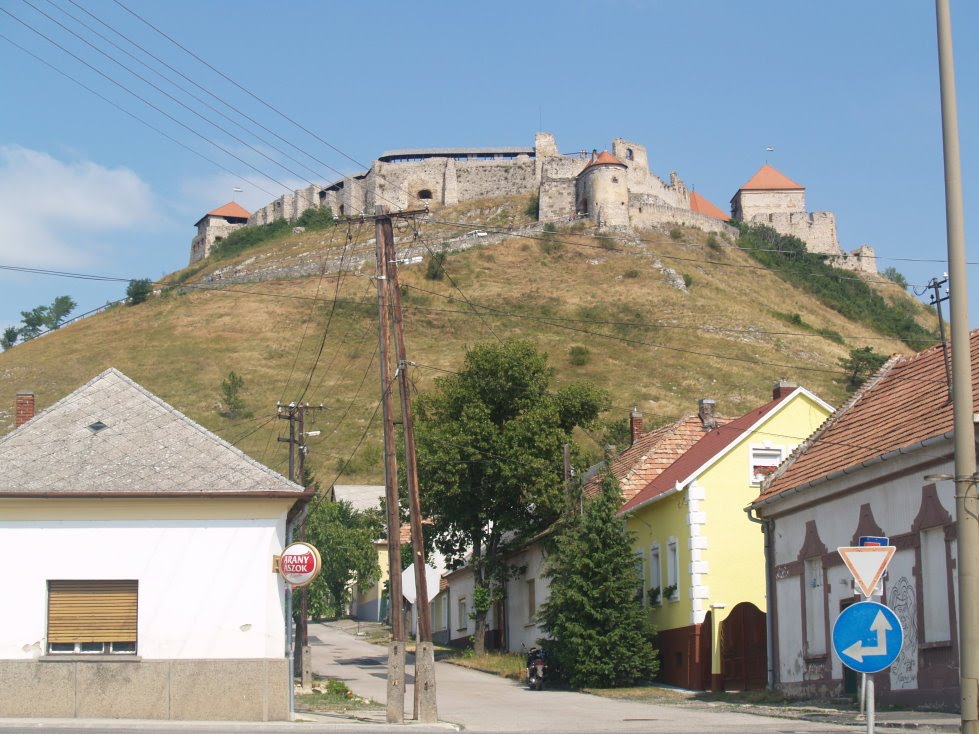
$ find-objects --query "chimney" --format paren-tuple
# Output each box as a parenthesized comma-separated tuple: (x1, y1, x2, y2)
(773, 379, 798, 401)
(15, 391, 35, 427)
(630, 407, 643, 445)
(698, 398, 716, 430)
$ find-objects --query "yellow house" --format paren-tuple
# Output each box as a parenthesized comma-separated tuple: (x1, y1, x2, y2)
(616, 382, 832, 691)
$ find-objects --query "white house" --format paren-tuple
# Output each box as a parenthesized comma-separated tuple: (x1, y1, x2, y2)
(0, 369, 310, 721)
(751, 338, 969, 708)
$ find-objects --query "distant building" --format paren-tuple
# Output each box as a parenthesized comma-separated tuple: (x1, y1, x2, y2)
(190, 201, 251, 263)
(731, 163, 875, 273)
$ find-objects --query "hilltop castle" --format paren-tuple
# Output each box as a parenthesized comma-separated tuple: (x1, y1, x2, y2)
(190, 132, 875, 274)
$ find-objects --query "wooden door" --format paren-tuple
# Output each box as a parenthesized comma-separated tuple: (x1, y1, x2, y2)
(721, 602, 768, 690)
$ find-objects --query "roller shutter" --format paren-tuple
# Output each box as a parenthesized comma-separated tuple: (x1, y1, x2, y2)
(47, 580, 137, 644)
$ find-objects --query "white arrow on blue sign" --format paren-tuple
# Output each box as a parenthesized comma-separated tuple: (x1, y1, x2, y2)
(832, 601, 903, 673)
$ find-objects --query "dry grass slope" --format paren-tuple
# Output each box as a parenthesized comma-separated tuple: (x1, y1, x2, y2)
(0, 195, 930, 484)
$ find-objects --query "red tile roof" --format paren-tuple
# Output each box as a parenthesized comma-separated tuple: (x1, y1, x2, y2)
(582, 415, 726, 505)
(755, 336, 960, 505)
(689, 191, 729, 221)
(584, 150, 626, 170)
(619, 391, 798, 514)
(208, 201, 251, 219)
(739, 163, 804, 191)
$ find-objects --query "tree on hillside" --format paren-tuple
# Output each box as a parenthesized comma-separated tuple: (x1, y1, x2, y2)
(840, 346, 888, 390)
(413, 340, 608, 654)
(126, 279, 153, 305)
(304, 497, 384, 619)
(539, 470, 658, 688)
(1, 327, 18, 351)
(17, 295, 77, 340)
(219, 370, 249, 419)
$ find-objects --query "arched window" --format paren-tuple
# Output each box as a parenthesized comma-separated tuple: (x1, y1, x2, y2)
(418, 189, 433, 200)
(626, 148, 634, 161)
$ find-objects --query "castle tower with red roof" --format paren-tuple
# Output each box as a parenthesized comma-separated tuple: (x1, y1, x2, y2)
(730, 164, 875, 274)
(575, 150, 631, 227)
(190, 201, 252, 263)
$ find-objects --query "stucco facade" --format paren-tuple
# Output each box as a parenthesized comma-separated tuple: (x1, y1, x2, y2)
(622, 386, 833, 690)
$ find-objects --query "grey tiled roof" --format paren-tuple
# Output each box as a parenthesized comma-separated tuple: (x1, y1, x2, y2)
(332, 485, 384, 512)
(0, 368, 304, 496)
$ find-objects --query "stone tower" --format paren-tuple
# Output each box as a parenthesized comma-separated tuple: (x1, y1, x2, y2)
(575, 151, 630, 228)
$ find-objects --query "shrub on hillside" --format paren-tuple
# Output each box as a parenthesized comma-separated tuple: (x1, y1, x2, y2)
(126, 279, 153, 305)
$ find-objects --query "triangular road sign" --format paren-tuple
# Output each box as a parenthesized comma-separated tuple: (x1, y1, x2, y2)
(838, 546, 895, 598)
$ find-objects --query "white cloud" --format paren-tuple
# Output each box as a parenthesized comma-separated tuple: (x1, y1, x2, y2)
(0, 146, 155, 268)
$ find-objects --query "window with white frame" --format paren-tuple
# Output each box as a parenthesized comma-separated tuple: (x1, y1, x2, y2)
(666, 537, 679, 601)
(634, 552, 646, 605)
(649, 543, 662, 606)
(750, 446, 783, 485)
(47, 580, 137, 655)
(804, 558, 826, 656)
(921, 526, 951, 642)
(457, 597, 468, 631)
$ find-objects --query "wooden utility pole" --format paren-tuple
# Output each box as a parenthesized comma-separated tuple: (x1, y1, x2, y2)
(277, 401, 324, 691)
(375, 208, 405, 724)
(383, 219, 438, 722)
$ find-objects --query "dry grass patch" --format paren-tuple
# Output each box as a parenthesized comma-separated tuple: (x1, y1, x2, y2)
(443, 651, 525, 681)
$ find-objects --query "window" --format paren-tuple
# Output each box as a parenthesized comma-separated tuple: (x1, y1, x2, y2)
(750, 447, 783, 485)
(634, 552, 646, 605)
(457, 597, 468, 631)
(804, 559, 826, 656)
(417, 189, 433, 200)
(47, 580, 137, 655)
(666, 537, 679, 601)
(921, 527, 951, 642)
(649, 544, 662, 606)
(527, 579, 536, 621)
(626, 148, 634, 161)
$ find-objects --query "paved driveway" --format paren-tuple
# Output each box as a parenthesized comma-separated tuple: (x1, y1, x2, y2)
(308, 622, 860, 733)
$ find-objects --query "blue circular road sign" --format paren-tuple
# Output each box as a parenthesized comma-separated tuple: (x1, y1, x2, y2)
(832, 601, 903, 674)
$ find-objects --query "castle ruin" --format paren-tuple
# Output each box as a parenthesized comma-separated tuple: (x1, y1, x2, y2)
(189, 132, 875, 274)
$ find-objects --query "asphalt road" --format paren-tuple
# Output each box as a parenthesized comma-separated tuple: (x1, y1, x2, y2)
(308, 621, 860, 734)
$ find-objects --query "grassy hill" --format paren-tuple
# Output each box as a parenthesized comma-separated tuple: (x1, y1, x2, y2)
(0, 194, 935, 485)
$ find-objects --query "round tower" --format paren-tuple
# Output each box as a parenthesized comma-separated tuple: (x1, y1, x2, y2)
(575, 150, 629, 227)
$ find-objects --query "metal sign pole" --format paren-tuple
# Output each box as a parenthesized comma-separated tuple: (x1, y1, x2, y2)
(866, 675, 875, 734)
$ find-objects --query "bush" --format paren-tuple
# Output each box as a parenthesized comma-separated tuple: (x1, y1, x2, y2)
(568, 345, 591, 366)
(882, 266, 909, 289)
(669, 228, 682, 241)
(682, 273, 693, 289)
(426, 251, 447, 280)
(211, 218, 292, 259)
(623, 269, 640, 279)
(219, 371, 250, 419)
(126, 279, 153, 305)
(739, 223, 935, 349)
(706, 232, 722, 252)
(525, 194, 540, 219)
(296, 206, 335, 230)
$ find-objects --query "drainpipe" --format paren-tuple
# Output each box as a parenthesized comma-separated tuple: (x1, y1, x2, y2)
(745, 506, 776, 691)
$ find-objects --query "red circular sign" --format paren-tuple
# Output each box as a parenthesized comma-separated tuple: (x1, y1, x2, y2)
(280, 542, 322, 587)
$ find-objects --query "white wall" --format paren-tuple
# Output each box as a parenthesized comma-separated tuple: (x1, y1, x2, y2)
(766, 446, 956, 688)
(505, 543, 549, 652)
(0, 501, 290, 660)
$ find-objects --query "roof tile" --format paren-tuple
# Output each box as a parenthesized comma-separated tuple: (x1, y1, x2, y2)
(739, 163, 804, 191)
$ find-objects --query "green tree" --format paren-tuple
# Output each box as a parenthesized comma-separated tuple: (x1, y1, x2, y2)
(414, 340, 608, 654)
(44, 295, 76, 329)
(425, 251, 447, 280)
(304, 498, 384, 618)
(1, 326, 18, 351)
(882, 267, 909, 289)
(219, 371, 249, 418)
(840, 346, 888, 390)
(539, 471, 658, 688)
(126, 279, 153, 305)
(19, 305, 48, 339)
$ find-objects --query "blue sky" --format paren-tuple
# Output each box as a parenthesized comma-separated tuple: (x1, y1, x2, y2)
(0, 1, 976, 337)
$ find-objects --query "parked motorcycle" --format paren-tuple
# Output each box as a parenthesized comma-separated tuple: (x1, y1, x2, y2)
(525, 646, 547, 691)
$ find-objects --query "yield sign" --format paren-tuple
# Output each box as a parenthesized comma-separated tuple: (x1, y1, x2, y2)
(838, 545, 895, 597)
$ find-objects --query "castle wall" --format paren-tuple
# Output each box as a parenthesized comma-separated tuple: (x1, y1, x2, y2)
(629, 195, 738, 238)
(744, 211, 839, 257)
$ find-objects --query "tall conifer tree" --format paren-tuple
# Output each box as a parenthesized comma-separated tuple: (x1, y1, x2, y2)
(540, 471, 658, 688)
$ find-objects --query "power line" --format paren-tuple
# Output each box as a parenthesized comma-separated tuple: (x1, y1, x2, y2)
(21, 0, 321, 188)
(0, 4, 297, 193)
(0, 31, 280, 199)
